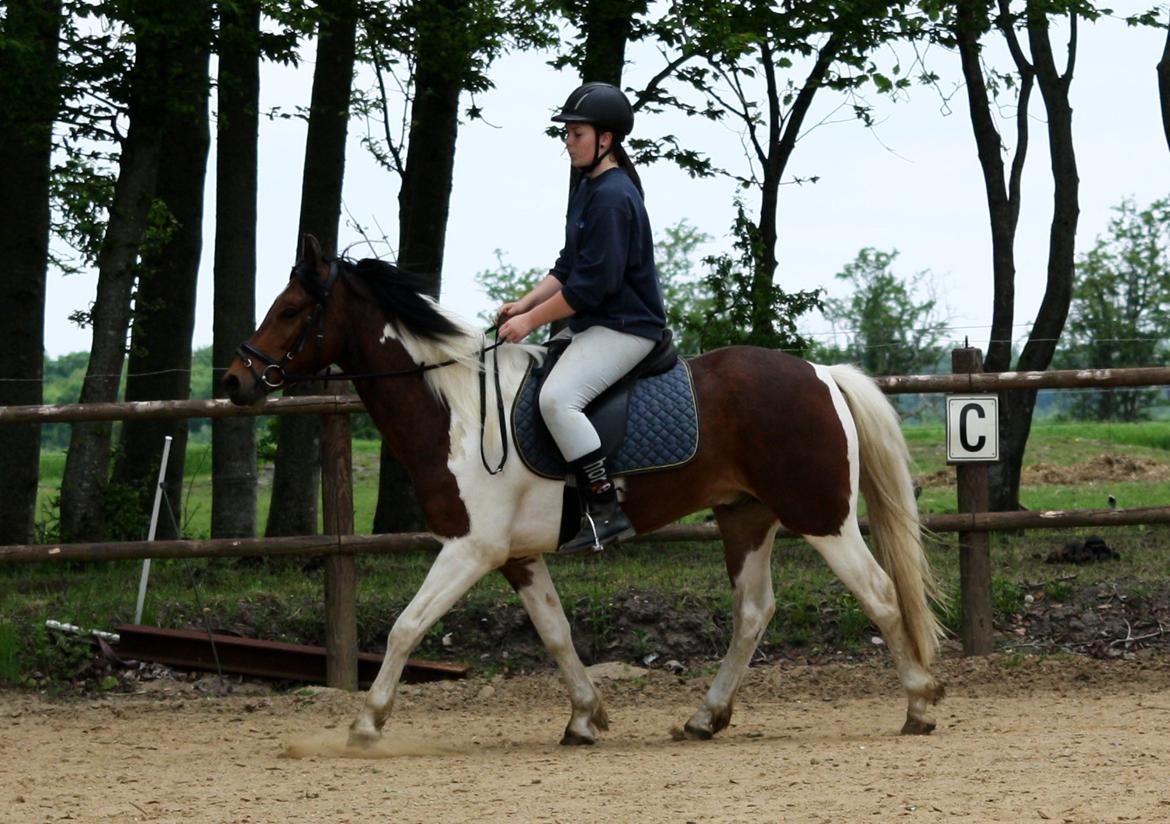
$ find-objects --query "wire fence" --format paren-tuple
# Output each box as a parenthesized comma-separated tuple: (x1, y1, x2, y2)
(4, 328, 1167, 387)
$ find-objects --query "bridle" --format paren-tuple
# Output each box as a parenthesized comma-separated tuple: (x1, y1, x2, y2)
(236, 260, 344, 391)
(234, 258, 510, 474)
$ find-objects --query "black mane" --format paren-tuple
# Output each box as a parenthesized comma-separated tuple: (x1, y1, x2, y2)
(297, 256, 465, 342)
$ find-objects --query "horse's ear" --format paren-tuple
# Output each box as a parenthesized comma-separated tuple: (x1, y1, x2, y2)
(301, 234, 330, 280)
(302, 234, 324, 267)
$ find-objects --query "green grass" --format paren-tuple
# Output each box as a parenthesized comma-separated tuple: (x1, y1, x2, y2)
(904, 420, 1170, 475)
(35, 440, 384, 540)
(906, 419, 1170, 515)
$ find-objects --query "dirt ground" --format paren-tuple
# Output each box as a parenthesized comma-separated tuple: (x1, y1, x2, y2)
(916, 452, 1170, 488)
(4, 654, 1170, 824)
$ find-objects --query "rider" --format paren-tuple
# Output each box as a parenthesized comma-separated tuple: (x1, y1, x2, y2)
(497, 81, 667, 554)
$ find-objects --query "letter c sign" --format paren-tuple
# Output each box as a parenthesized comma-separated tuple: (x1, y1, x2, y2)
(946, 395, 999, 463)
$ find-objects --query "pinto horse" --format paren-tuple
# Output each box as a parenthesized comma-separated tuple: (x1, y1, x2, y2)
(224, 236, 945, 746)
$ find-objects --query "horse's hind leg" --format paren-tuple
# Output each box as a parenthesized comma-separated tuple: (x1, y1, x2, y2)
(683, 499, 778, 740)
(804, 524, 942, 734)
(500, 555, 608, 745)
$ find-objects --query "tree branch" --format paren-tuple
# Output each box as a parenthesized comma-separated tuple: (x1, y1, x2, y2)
(1007, 68, 1033, 230)
(710, 63, 765, 168)
(371, 50, 405, 176)
(632, 48, 697, 113)
(761, 38, 782, 177)
(996, 0, 1033, 74)
(1062, 10, 1077, 87)
(775, 32, 844, 178)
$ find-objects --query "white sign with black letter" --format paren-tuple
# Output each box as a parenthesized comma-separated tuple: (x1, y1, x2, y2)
(946, 395, 999, 463)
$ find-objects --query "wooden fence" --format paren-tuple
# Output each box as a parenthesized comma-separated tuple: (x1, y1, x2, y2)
(2, 357, 1169, 685)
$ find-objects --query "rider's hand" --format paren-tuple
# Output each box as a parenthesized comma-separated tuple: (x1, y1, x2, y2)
(498, 312, 536, 343)
(496, 302, 522, 327)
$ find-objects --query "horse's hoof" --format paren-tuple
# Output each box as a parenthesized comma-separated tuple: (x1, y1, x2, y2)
(901, 717, 936, 736)
(559, 728, 596, 746)
(682, 721, 714, 740)
(347, 719, 381, 748)
(681, 704, 729, 740)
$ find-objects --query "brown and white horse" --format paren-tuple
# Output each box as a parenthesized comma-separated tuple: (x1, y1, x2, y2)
(224, 237, 945, 746)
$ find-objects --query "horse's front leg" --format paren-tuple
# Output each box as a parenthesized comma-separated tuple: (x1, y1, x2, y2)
(499, 555, 608, 745)
(348, 537, 499, 745)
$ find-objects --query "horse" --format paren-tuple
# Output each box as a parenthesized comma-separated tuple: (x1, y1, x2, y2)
(224, 235, 946, 746)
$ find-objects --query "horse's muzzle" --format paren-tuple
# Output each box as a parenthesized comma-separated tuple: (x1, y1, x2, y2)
(222, 369, 267, 407)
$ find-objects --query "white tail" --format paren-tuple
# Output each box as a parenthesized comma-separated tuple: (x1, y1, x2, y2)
(829, 364, 944, 668)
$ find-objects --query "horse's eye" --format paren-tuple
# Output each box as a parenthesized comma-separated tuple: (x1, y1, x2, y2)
(280, 307, 300, 320)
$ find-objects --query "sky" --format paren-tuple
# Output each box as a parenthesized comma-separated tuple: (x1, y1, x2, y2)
(42, 9, 1170, 361)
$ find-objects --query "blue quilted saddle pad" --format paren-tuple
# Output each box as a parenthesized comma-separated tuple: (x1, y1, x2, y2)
(511, 359, 700, 480)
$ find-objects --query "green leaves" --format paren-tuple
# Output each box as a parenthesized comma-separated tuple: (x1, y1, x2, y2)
(681, 203, 823, 354)
(814, 247, 950, 377)
(1056, 196, 1170, 421)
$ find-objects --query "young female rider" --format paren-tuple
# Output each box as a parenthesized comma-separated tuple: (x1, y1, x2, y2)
(497, 81, 667, 554)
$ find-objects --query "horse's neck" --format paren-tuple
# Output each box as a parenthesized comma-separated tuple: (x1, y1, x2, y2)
(340, 324, 473, 537)
(343, 335, 451, 464)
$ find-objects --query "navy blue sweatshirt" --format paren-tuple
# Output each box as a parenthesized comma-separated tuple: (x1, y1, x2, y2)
(550, 167, 666, 341)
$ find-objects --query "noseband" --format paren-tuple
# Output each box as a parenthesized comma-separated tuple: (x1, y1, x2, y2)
(235, 261, 343, 390)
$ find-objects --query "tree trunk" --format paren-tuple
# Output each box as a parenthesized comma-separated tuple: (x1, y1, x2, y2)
(266, 0, 356, 538)
(1158, 15, 1170, 155)
(0, 0, 62, 544)
(988, 6, 1079, 513)
(562, 1, 643, 192)
(752, 40, 784, 339)
(59, 10, 177, 541)
(995, 11, 1079, 507)
(955, 0, 1031, 373)
(112, 2, 212, 540)
(579, 0, 642, 85)
(373, 0, 464, 534)
(212, 0, 261, 539)
(750, 34, 839, 340)
(393, 63, 460, 291)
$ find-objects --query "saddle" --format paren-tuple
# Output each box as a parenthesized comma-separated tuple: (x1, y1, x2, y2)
(511, 329, 700, 481)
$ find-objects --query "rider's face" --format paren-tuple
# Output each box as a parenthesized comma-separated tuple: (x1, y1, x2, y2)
(563, 124, 610, 169)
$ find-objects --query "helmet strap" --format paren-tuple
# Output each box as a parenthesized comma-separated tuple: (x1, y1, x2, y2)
(582, 126, 615, 175)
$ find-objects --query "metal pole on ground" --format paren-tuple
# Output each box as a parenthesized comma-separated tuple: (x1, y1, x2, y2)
(134, 435, 173, 624)
(321, 377, 358, 690)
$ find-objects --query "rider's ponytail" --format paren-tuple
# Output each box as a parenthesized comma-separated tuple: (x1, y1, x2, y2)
(613, 143, 643, 199)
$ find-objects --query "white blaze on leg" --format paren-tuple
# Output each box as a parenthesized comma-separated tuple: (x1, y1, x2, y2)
(349, 537, 499, 743)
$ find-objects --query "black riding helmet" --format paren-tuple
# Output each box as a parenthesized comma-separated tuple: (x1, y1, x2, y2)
(551, 82, 634, 172)
(551, 81, 635, 137)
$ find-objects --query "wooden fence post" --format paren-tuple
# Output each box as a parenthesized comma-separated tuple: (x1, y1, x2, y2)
(952, 347, 994, 655)
(321, 377, 358, 690)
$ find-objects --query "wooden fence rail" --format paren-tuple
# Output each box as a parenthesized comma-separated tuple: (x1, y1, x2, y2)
(3, 359, 1169, 685)
(4, 506, 1170, 566)
(2, 364, 1169, 425)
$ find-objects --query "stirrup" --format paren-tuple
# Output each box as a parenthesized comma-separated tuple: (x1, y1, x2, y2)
(557, 504, 635, 554)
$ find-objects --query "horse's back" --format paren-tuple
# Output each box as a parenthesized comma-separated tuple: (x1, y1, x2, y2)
(686, 346, 854, 535)
(688, 346, 848, 431)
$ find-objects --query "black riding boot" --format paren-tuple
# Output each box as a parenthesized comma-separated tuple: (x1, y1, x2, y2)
(558, 455, 635, 554)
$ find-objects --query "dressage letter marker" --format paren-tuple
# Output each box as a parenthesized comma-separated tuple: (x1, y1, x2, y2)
(946, 395, 999, 463)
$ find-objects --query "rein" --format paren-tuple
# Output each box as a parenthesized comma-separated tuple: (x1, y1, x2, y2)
(235, 261, 510, 475)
